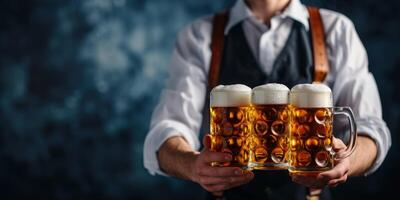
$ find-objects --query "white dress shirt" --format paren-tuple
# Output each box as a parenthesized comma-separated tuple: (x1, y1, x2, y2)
(143, 0, 391, 176)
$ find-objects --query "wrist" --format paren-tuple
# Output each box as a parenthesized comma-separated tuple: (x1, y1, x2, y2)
(158, 136, 199, 180)
(180, 151, 200, 181)
(347, 136, 377, 177)
(348, 150, 357, 177)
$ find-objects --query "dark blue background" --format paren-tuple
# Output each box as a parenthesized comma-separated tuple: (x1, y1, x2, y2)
(0, 0, 399, 199)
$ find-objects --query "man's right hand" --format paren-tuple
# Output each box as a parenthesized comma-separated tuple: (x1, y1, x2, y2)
(189, 135, 254, 192)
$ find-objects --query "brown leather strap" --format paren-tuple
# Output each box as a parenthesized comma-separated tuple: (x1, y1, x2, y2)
(307, 6, 330, 83)
(208, 11, 229, 92)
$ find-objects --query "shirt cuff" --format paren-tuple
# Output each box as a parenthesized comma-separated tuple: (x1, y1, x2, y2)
(143, 120, 201, 176)
(356, 117, 391, 176)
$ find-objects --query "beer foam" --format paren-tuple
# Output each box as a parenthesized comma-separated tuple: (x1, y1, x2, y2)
(252, 83, 289, 105)
(290, 84, 332, 108)
(210, 84, 251, 107)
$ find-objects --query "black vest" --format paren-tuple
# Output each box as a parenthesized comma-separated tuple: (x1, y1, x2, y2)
(219, 21, 313, 89)
(203, 21, 332, 200)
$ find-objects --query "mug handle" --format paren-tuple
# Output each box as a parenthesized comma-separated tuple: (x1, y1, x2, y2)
(332, 107, 357, 160)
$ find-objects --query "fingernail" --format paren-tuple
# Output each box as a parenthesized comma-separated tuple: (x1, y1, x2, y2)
(234, 169, 242, 175)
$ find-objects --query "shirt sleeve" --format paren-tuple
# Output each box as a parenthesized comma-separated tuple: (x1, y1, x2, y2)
(143, 17, 212, 176)
(325, 14, 392, 176)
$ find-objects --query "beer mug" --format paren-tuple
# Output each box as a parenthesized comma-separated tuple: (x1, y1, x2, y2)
(210, 84, 252, 168)
(248, 83, 290, 170)
(288, 84, 357, 174)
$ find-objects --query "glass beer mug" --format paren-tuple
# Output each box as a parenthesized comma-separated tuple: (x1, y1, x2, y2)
(209, 84, 252, 168)
(288, 84, 357, 174)
(248, 83, 290, 170)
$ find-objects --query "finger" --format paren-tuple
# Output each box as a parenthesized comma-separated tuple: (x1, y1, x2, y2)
(332, 137, 346, 151)
(228, 171, 254, 184)
(198, 176, 230, 185)
(203, 134, 212, 150)
(228, 179, 252, 190)
(327, 174, 348, 187)
(199, 166, 244, 177)
(201, 150, 232, 163)
(204, 174, 253, 193)
(203, 171, 253, 185)
(229, 172, 254, 185)
(318, 161, 349, 180)
(198, 173, 252, 185)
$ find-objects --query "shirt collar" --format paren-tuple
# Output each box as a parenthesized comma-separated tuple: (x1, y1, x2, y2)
(224, 0, 309, 35)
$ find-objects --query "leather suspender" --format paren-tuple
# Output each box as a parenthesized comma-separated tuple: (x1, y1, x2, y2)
(202, 11, 229, 139)
(307, 6, 330, 83)
(208, 7, 330, 87)
(208, 10, 229, 92)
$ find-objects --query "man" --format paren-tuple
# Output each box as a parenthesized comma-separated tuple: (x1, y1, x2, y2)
(144, 0, 391, 199)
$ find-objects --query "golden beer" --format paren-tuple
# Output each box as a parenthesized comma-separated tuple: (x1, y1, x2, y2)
(248, 84, 290, 170)
(210, 85, 252, 168)
(248, 104, 290, 169)
(289, 84, 357, 174)
(289, 107, 334, 172)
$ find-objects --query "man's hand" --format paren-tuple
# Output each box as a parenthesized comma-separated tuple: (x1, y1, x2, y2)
(190, 135, 254, 192)
(157, 134, 254, 193)
(190, 149, 254, 192)
(290, 137, 349, 188)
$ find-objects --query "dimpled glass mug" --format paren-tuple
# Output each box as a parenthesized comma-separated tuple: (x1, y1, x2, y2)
(209, 84, 252, 168)
(247, 83, 290, 170)
(288, 84, 357, 174)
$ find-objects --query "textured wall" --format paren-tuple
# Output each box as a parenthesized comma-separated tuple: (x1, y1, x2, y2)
(0, 0, 399, 199)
